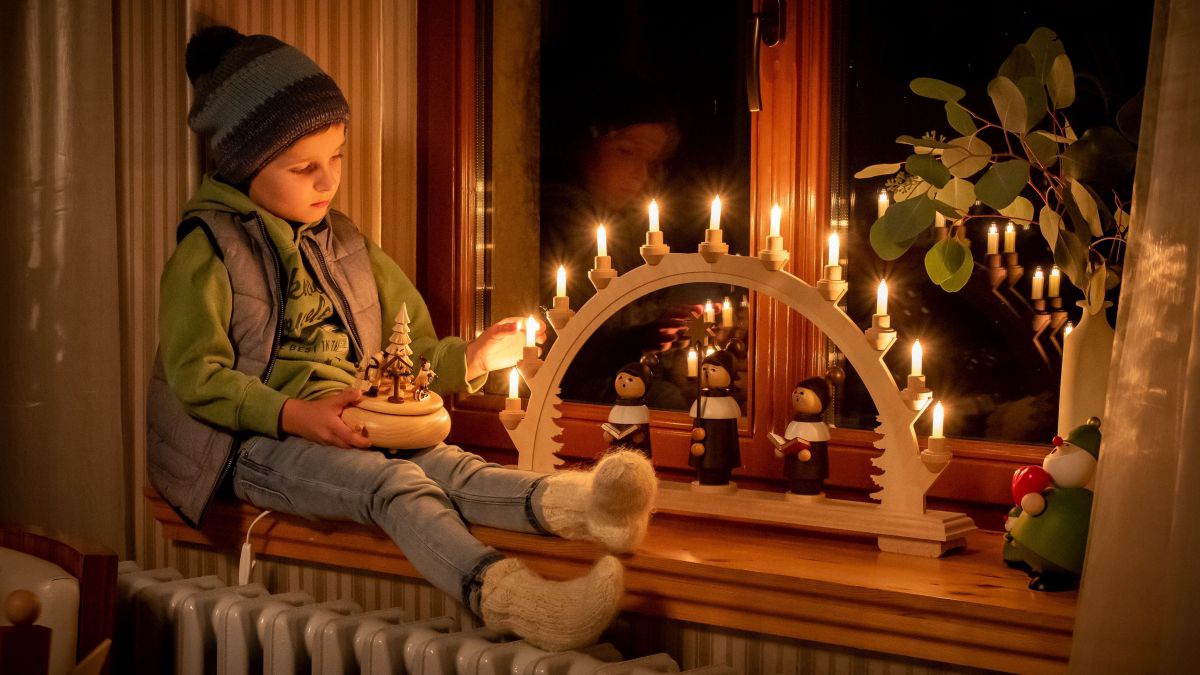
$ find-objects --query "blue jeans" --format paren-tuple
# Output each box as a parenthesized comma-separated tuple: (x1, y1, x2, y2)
(231, 438, 552, 614)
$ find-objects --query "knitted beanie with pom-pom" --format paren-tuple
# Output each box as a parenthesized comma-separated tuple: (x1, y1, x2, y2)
(185, 25, 349, 185)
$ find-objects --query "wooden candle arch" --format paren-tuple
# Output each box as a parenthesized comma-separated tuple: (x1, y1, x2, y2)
(508, 252, 975, 556)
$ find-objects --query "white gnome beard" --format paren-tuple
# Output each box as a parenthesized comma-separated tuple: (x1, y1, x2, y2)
(1043, 447, 1097, 489)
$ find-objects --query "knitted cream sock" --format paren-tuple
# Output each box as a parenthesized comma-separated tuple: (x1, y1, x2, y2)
(538, 450, 658, 553)
(480, 555, 623, 652)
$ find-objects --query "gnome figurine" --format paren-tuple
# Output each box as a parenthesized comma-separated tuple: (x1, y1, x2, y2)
(601, 362, 654, 458)
(1005, 418, 1102, 591)
(688, 349, 742, 487)
(768, 377, 832, 499)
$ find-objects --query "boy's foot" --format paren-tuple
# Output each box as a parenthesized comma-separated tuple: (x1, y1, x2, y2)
(538, 450, 658, 553)
(480, 555, 623, 652)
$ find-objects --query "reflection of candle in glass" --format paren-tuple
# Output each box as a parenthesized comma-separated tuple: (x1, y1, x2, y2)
(649, 199, 660, 233)
(709, 196, 722, 230)
(877, 190, 889, 219)
(932, 401, 945, 438)
(912, 339, 923, 377)
(1049, 265, 1061, 298)
(525, 315, 537, 347)
(687, 348, 698, 377)
(987, 224, 999, 255)
(1032, 267, 1045, 300)
(1004, 222, 1016, 253)
(705, 346, 716, 357)
(556, 265, 566, 298)
(1065, 322, 1074, 336)
(876, 279, 889, 316)
(828, 232, 840, 267)
(722, 297, 733, 328)
(596, 224, 607, 258)
(508, 368, 519, 400)
(704, 300, 715, 323)
(770, 204, 781, 238)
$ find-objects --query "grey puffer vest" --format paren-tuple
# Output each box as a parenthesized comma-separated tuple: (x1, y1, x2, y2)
(147, 209, 382, 528)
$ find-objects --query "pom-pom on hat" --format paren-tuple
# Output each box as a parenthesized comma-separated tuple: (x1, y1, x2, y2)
(1065, 418, 1102, 460)
(185, 25, 350, 186)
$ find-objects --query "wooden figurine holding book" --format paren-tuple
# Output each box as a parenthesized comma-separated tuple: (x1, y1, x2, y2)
(601, 361, 654, 457)
(688, 349, 741, 489)
(769, 376, 833, 500)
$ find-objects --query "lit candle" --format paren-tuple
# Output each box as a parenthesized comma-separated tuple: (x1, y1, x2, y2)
(525, 315, 537, 348)
(687, 348, 698, 377)
(556, 265, 566, 298)
(508, 367, 519, 400)
(709, 196, 722, 231)
(876, 279, 889, 316)
(704, 300, 715, 324)
(877, 190, 889, 219)
(770, 204, 782, 238)
(1032, 267, 1045, 300)
(1004, 222, 1016, 253)
(987, 224, 999, 256)
(1049, 265, 1061, 298)
(932, 401, 945, 438)
(649, 199, 660, 233)
(911, 339, 923, 377)
(596, 224, 607, 258)
(828, 232, 840, 267)
(722, 297, 734, 328)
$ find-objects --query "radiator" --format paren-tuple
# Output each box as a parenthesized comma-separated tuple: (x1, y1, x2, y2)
(117, 562, 735, 675)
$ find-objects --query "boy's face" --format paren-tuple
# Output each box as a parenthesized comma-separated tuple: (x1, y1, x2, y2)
(249, 123, 346, 223)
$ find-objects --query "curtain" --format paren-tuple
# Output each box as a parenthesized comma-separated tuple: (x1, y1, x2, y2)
(1069, 0, 1200, 671)
(0, 0, 129, 556)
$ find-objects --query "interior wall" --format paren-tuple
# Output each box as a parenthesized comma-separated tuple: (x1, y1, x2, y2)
(0, 0, 129, 557)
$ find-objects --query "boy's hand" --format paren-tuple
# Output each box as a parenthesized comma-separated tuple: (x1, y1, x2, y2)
(465, 316, 547, 380)
(280, 388, 372, 449)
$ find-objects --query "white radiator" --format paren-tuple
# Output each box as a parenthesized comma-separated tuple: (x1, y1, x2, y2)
(117, 562, 736, 674)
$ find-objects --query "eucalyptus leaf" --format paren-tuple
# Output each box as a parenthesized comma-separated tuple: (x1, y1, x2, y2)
(944, 101, 977, 136)
(975, 159, 1030, 209)
(930, 199, 963, 218)
(988, 76, 1028, 134)
(941, 136, 992, 178)
(1001, 196, 1034, 223)
(1105, 266, 1121, 290)
(893, 179, 934, 202)
(1048, 53, 1076, 109)
(896, 134, 951, 149)
(925, 238, 970, 286)
(910, 77, 966, 102)
(999, 44, 1036, 81)
(1064, 119, 1078, 141)
(885, 194, 938, 240)
(870, 217, 921, 261)
(1115, 208, 1131, 231)
(941, 244, 975, 292)
(906, 153, 952, 188)
(1016, 76, 1049, 131)
(1086, 262, 1107, 312)
(1061, 126, 1136, 188)
(934, 178, 977, 213)
(854, 163, 904, 179)
(1026, 27, 1066, 83)
(1054, 229, 1089, 287)
(1039, 206, 1063, 250)
(1033, 130, 1074, 144)
(1117, 90, 1143, 143)
(1068, 179, 1103, 237)
(1024, 132, 1060, 168)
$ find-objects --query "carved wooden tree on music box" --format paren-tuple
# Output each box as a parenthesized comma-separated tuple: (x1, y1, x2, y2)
(502, 207, 976, 557)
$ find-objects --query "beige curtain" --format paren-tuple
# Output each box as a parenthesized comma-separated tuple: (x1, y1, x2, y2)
(1070, 0, 1200, 671)
(0, 0, 129, 556)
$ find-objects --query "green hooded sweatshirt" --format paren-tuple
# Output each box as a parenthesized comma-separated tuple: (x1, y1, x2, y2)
(158, 174, 481, 438)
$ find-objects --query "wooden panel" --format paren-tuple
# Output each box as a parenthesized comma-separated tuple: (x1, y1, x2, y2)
(149, 489, 1073, 674)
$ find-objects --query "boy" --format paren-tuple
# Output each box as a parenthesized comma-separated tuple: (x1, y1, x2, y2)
(148, 25, 656, 652)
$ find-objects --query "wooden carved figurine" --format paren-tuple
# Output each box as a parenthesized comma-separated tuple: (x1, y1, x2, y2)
(768, 376, 832, 498)
(413, 357, 436, 401)
(601, 362, 653, 457)
(688, 349, 741, 486)
(1004, 418, 1102, 591)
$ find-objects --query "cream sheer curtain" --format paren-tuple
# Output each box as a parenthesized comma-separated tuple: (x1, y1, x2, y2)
(0, 0, 129, 555)
(1069, 0, 1200, 671)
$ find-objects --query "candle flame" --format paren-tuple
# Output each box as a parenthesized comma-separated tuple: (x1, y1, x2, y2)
(828, 232, 840, 266)
(596, 224, 607, 257)
(508, 368, 519, 399)
(876, 279, 889, 316)
(1065, 322, 1074, 336)
(932, 401, 945, 438)
(1005, 222, 1015, 234)
(770, 204, 782, 238)
(912, 339, 923, 377)
(989, 223, 999, 235)
(649, 199, 660, 232)
(556, 265, 566, 297)
(709, 196, 722, 230)
(1050, 265, 1060, 278)
(526, 315, 537, 348)
(878, 189, 888, 203)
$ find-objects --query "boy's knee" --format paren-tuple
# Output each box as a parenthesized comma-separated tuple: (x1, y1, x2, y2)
(374, 460, 449, 505)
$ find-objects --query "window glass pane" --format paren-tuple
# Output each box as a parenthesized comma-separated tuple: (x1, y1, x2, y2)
(830, 1, 1152, 443)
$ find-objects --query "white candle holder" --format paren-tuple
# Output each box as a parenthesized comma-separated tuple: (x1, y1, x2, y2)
(816, 263, 847, 303)
(519, 346, 543, 381)
(588, 255, 617, 290)
(499, 396, 524, 430)
(640, 230, 670, 265)
(901, 374, 933, 411)
(921, 436, 952, 473)
(698, 229, 729, 263)
(546, 296, 574, 331)
(864, 314, 897, 352)
(758, 235, 789, 271)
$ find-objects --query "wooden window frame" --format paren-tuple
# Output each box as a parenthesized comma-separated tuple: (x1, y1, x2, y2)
(417, 0, 1046, 529)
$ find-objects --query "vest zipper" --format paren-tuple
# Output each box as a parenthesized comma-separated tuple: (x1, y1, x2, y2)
(303, 235, 366, 361)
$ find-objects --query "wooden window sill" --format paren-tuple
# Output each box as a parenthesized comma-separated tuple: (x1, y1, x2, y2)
(147, 488, 1073, 674)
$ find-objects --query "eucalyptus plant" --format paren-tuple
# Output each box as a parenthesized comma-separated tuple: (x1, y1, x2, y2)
(855, 27, 1136, 315)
